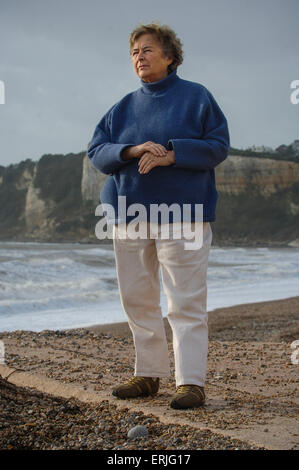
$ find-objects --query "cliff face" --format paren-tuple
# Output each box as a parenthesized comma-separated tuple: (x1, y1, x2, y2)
(81, 153, 107, 204)
(0, 153, 298, 246)
(0, 153, 97, 243)
(213, 156, 299, 246)
(216, 155, 299, 197)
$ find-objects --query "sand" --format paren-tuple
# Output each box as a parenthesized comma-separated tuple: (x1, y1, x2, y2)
(0, 296, 298, 450)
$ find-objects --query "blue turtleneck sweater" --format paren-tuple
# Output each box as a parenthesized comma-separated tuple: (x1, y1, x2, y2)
(87, 69, 230, 224)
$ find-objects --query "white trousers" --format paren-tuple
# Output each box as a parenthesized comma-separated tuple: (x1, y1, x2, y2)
(112, 221, 213, 387)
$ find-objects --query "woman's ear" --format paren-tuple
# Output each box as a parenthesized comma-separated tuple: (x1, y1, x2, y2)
(167, 54, 174, 65)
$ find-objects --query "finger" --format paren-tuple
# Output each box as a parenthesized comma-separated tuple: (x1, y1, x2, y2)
(140, 161, 154, 173)
(138, 154, 151, 171)
(138, 151, 152, 162)
(138, 151, 153, 162)
(139, 164, 152, 174)
(157, 144, 168, 154)
(139, 159, 156, 174)
(144, 142, 167, 157)
(151, 144, 167, 156)
(138, 152, 157, 169)
(138, 158, 149, 172)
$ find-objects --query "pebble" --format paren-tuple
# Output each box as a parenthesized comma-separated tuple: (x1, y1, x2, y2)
(127, 425, 149, 439)
(1, 297, 298, 450)
(0, 373, 265, 450)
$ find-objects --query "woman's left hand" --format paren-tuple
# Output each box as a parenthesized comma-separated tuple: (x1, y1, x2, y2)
(138, 150, 176, 174)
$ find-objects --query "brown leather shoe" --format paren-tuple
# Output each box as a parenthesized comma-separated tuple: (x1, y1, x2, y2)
(170, 384, 205, 409)
(112, 376, 159, 399)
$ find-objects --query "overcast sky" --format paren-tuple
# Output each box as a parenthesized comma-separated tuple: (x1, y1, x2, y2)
(0, 0, 298, 166)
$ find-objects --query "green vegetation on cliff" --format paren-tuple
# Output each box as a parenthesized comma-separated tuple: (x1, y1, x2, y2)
(34, 152, 83, 211)
(229, 145, 299, 163)
(0, 159, 35, 238)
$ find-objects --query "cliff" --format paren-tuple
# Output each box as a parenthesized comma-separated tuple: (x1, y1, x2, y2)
(0, 153, 298, 246)
(214, 155, 299, 246)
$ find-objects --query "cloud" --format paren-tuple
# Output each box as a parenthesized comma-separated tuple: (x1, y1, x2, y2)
(0, 0, 298, 165)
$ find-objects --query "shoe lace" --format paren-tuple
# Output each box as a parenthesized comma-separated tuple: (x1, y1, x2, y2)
(126, 376, 147, 385)
(176, 385, 195, 394)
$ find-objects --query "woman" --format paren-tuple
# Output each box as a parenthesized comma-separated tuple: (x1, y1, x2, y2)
(88, 22, 230, 409)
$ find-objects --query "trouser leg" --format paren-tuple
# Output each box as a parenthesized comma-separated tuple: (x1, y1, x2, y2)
(113, 223, 171, 377)
(156, 222, 213, 387)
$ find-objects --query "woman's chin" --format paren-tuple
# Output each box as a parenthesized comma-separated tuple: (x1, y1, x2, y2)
(138, 68, 155, 80)
(138, 70, 149, 80)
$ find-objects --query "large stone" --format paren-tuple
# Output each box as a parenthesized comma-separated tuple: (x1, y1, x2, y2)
(127, 425, 149, 439)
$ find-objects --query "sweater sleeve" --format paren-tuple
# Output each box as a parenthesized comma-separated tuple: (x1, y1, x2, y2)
(168, 89, 230, 171)
(87, 105, 135, 175)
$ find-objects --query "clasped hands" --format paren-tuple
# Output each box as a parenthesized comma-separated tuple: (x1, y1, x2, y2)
(124, 141, 175, 174)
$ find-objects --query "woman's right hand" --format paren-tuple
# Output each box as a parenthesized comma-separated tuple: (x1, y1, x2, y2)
(121, 142, 168, 161)
(135, 141, 168, 158)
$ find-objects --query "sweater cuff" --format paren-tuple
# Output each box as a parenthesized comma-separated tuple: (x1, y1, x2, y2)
(168, 140, 174, 151)
(168, 139, 182, 168)
(105, 144, 136, 176)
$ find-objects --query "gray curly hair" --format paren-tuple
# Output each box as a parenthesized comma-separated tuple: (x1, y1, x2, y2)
(129, 21, 184, 74)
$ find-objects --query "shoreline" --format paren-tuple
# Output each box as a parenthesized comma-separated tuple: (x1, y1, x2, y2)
(61, 295, 299, 340)
(1, 237, 299, 248)
(0, 295, 298, 450)
(1, 295, 298, 336)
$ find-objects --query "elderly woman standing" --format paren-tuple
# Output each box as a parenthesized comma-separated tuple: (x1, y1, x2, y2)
(88, 22, 230, 409)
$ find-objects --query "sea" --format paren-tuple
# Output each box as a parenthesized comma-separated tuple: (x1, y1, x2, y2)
(0, 241, 298, 332)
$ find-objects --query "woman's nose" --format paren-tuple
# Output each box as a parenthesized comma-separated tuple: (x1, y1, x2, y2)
(136, 51, 145, 61)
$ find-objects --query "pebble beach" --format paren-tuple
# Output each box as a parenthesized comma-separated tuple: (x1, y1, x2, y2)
(0, 296, 298, 450)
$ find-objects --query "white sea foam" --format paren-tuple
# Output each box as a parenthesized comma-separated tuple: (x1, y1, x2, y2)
(0, 241, 298, 332)
(72, 247, 115, 258)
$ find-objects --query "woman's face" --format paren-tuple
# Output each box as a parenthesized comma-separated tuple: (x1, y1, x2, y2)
(131, 33, 173, 83)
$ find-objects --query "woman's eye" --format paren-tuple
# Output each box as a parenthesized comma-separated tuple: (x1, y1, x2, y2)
(132, 49, 151, 56)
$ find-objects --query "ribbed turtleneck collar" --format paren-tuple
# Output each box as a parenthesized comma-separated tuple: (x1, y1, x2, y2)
(140, 69, 179, 95)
